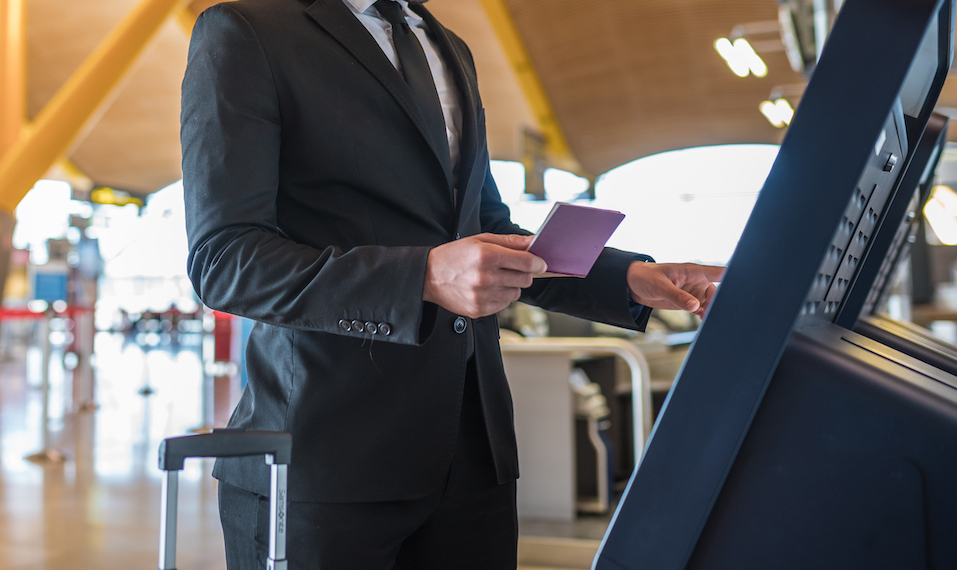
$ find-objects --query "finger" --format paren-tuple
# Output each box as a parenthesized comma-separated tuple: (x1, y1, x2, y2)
(686, 281, 717, 304)
(694, 283, 719, 317)
(477, 286, 523, 316)
(665, 282, 700, 313)
(485, 246, 547, 275)
(502, 285, 523, 304)
(694, 264, 725, 283)
(471, 232, 535, 251)
(493, 267, 537, 289)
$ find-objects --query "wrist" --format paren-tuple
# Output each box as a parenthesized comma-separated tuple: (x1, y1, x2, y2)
(627, 257, 653, 301)
(422, 249, 438, 304)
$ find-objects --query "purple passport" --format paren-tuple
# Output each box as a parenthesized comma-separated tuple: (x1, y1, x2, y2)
(527, 202, 625, 278)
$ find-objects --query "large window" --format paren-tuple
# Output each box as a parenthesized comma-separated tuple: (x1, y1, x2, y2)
(493, 144, 780, 265)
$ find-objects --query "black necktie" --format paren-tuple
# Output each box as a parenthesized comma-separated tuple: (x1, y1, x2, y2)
(374, 0, 450, 167)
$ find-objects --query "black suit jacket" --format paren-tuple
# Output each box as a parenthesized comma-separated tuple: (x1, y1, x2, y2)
(182, 0, 652, 503)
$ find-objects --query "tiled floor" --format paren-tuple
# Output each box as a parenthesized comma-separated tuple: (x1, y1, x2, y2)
(0, 330, 605, 569)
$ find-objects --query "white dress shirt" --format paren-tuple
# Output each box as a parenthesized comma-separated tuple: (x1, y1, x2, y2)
(343, 0, 463, 175)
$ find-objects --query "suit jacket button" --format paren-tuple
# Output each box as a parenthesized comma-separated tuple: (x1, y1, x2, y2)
(453, 316, 467, 334)
(338, 319, 352, 332)
(351, 320, 365, 333)
(377, 323, 392, 336)
(365, 322, 378, 334)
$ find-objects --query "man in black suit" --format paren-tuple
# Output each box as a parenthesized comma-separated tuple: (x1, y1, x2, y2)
(181, 0, 722, 568)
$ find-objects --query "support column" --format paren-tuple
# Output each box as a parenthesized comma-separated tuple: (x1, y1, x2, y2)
(0, 0, 185, 215)
(0, 0, 24, 305)
(0, 209, 14, 302)
(0, 0, 25, 156)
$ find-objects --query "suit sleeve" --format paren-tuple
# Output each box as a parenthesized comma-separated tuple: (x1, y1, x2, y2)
(477, 166, 655, 332)
(182, 5, 433, 345)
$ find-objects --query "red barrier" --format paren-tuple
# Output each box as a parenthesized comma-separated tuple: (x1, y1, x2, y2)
(212, 311, 233, 363)
(0, 306, 92, 320)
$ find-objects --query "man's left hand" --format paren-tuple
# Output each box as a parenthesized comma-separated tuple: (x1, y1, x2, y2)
(627, 262, 725, 318)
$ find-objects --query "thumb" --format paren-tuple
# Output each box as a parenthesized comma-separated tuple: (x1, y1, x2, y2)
(668, 285, 700, 313)
(472, 232, 534, 251)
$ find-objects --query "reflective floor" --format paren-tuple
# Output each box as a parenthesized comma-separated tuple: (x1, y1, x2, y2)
(0, 330, 594, 569)
(0, 331, 223, 570)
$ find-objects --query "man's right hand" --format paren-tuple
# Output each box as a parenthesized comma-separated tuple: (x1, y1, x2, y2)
(423, 233, 547, 318)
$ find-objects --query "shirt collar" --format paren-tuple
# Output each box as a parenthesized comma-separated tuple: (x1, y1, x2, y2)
(344, 0, 421, 21)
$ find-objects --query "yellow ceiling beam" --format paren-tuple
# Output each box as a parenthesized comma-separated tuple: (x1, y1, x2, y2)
(52, 157, 93, 193)
(479, 0, 582, 174)
(1, 1, 94, 199)
(0, 0, 26, 157)
(0, 0, 186, 215)
(176, 4, 197, 36)
(54, 157, 88, 182)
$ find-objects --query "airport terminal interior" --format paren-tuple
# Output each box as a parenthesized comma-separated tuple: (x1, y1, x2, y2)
(5, 0, 957, 568)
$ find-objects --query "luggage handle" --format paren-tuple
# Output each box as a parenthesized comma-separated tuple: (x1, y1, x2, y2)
(157, 429, 292, 570)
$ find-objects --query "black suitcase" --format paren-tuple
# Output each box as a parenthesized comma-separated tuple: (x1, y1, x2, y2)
(157, 430, 292, 570)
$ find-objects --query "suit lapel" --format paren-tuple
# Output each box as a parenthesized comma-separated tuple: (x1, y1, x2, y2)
(305, 0, 453, 186)
(411, 4, 482, 220)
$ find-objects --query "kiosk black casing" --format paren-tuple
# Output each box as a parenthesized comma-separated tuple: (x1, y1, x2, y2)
(594, 1, 957, 568)
(852, 111, 957, 377)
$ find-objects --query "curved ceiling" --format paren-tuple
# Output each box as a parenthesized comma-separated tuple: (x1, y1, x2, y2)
(494, 0, 805, 175)
(22, 0, 957, 195)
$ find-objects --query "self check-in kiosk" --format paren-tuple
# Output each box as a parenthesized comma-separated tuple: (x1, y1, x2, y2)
(594, 1, 957, 568)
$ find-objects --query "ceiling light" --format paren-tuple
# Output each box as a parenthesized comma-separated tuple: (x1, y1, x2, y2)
(759, 98, 795, 128)
(924, 185, 957, 245)
(715, 37, 769, 78)
(715, 38, 750, 77)
(774, 98, 794, 124)
(759, 101, 786, 128)
(733, 38, 768, 78)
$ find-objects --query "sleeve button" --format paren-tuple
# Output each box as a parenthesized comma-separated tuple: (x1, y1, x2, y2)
(365, 322, 378, 334)
(338, 319, 352, 332)
(377, 323, 392, 336)
(351, 320, 365, 333)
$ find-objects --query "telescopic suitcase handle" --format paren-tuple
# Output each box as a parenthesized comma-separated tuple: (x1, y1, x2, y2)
(157, 429, 292, 570)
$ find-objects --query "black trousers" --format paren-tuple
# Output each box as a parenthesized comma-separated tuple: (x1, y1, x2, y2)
(219, 360, 518, 569)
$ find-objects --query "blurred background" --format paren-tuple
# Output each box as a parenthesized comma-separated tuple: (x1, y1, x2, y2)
(4, 0, 957, 568)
